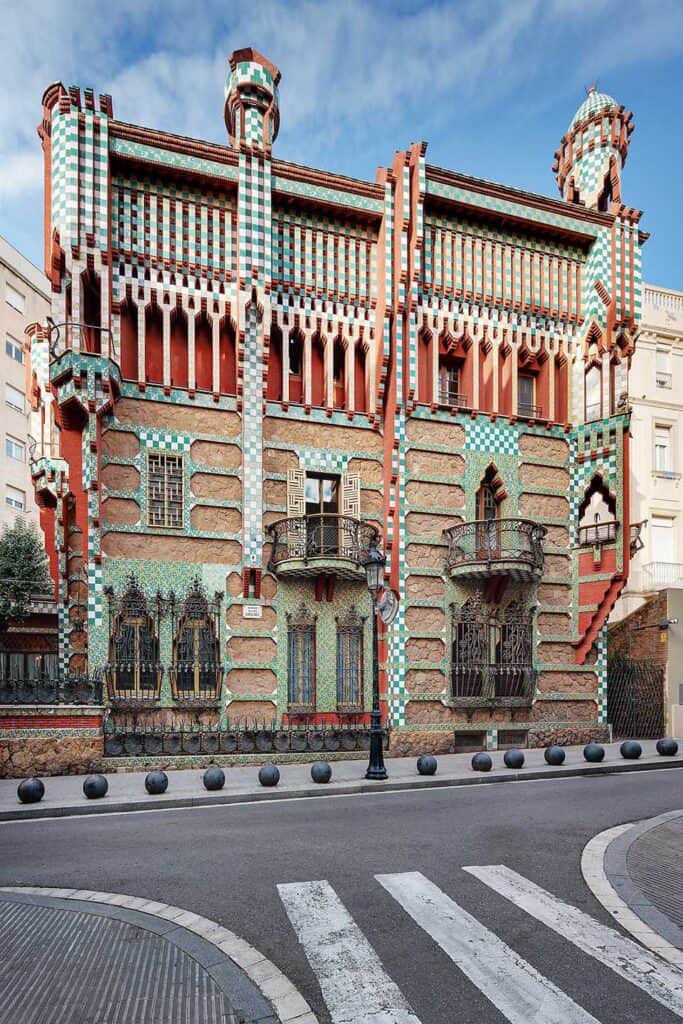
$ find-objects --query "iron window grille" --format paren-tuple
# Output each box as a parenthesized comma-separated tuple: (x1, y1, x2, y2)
(451, 596, 536, 703)
(287, 605, 316, 710)
(169, 578, 223, 702)
(336, 606, 365, 711)
(147, 452, 183, 529)
(104, 575, 162, 702)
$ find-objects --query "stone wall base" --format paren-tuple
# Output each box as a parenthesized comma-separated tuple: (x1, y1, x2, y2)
(527, 725, 610, 748)
(0, 737, 103, 779)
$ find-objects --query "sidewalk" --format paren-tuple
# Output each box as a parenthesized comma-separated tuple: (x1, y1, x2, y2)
(1, 739, 681, 822)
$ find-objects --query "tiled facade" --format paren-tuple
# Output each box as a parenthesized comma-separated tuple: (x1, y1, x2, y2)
(24, 56, 645, 752)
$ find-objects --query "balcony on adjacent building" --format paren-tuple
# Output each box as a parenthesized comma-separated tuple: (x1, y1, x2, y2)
(643, 562, 683, 589)
(267, 514, 379, 579)
(443, 518, 546, 581)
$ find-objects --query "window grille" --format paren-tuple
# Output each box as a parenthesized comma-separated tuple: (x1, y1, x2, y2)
(451, 597, 535, 702)
(287, 605, 316, 708)
(104, 575, 161, 700)
(336, 606, 364, 710)
(171, 579, 222, 700)
(147, 452, 183, 528)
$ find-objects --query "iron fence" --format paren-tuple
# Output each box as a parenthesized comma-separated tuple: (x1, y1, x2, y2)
(607, 655, 665, 739)
(0, 674, 103, 706)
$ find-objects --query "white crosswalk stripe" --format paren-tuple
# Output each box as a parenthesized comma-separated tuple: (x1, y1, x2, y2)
(277, 879, 422, 1024)
(376, 871, 601, 1024)
(464, 864, 683, 1019)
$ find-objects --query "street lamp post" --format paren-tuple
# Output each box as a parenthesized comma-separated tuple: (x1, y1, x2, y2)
(363, 544, 388, 781)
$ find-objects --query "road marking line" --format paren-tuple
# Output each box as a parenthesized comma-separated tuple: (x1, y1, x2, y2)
(464, 865, 683, 1018)
(278, 879, 421, 1024)
(581, 819, 683, 969)
(376, 871, 600, 1024)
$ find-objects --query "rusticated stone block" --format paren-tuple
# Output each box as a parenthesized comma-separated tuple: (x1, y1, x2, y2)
(227, 668, 277, 694)
(537, 612, 571, 636)
(545, 525, 570, 548)
(406, 544, 446, 570)
(405, 606, 446, 632)
(388, 729, 457, 756)
(226, 571, 243, 597)
(0, 736, 102, 779)
(519, 464, 570, 489)
(102, 533, 241, 563)
(406, 575, 446, 600)
(101, 497, 140, 526)
(101, 464, 140, 491)
(361, 490, 383, 515)
(519, 434, 568, 460)
(263, 479, 287, 506)
(263, 448, 300, 474)
(537, 642, 577, 665)
(406, 481, 465, 509)
(348, 457, 383, 484)
(227, 636, 277, 663)
(191, 473, 241, 500)
(406, 450, 465, 477)
(226, 700, 276, 725)
(261, 575, 277, 599)
(528, 725, 609, 748)
(544, 554, 571, 577)
(264, 417, 382, 451)
(538, 583, 571, 607)
(405, 668, 446, 694)
(116, 398, 240, 436)
(406, 420, 466, 446)
(191, 441, 242, 469)
(536, 671, 598, 693)
(191, 506, 241, 532)
(519, 493, 569, 519)
(101, 429, 139, 459)
(405, 701, 459, 723)
(405, 637, 445, 663)
(227, 605, 277, 630)
(406, 512, 460, 538)
(531, 700, 597, 722)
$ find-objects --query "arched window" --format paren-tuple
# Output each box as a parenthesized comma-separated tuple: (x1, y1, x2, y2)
(475, 466, 503, 558)
(585, 363, 601, 421)
(194, 311, 213, 392)
(144, 303, 163, 384)
(267, 323, 283, 401)
(418, 330, 433, 404)
(336, 606, 364, 710)
(354, 342, 367, 413)
(104, 576, 161, 701)
(311, 332, 325, 407)
(119, 297, 138, 381)
(439, 353, 463, 407)
(289, 329, 304, 403)
(219, 315, 237, 395)
(333, 338, 346, 409)
(170, 307, 188, 389)
(171, 579, 221, 700)
(80, 268, 101, 353)
(578, 475, 617, 545)
(287, 605, 316, 710)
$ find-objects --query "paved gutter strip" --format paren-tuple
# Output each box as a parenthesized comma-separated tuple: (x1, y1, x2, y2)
(1, 756, 681, 822)
(0, 888, 318, 1024)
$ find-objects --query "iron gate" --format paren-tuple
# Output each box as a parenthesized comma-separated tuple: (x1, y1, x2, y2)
(607, 654, 665, 739)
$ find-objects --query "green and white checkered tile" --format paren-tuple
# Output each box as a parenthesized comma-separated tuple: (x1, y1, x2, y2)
(466, 417, 519, 456)
(139, 429, 192, 452)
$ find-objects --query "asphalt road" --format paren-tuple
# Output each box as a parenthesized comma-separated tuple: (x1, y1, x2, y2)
(1, 767, 682, 1023)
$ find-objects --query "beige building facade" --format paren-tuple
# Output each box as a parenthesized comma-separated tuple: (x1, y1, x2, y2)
(0, 235, 50, 530)
(614, 283, 683, 619)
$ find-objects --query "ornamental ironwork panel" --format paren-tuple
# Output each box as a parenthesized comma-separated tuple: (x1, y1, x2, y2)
(607, 654, 664, 739)
(104, 575, 162, 702)
(287, 605, 316, 709)
(268, 515, 379, 569)
(0, 674, 103, 706)
(170, 578, 223, 701)
(451, 598, 536, 703)
(443, 518, 545, 574)
(336, 606, 364, 710)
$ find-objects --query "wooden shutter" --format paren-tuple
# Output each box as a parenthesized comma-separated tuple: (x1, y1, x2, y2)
(341, 471, 360, 518)
(287, 468, 306, 557)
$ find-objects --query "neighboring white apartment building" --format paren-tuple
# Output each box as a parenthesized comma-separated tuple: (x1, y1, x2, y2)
(0, 235, 50, 530)
(614, 283, 683, 619)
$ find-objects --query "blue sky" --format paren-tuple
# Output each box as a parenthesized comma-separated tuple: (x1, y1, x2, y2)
(1, 0, 682, 289)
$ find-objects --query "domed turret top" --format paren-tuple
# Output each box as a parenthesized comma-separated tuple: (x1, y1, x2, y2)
(569, 85, 619, 130)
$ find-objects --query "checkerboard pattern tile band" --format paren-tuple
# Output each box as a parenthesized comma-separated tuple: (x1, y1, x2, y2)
(465, 418, 520, 456)
(139, 429, 192, 452)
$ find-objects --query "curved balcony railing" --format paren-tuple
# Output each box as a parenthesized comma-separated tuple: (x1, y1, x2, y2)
(268, 514, 380, 577)
(443, 518, 546, 579)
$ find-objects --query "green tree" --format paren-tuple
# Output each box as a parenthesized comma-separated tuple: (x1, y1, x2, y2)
(0, 518, 53, 632)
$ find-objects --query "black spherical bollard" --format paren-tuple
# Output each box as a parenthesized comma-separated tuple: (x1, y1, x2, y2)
(417, 754, 437, 776)
(471, 752, 492, 772)
(311, 761, 332, 784)
(544, 745, 565, 766)
(145, 770, 168, 795)
(17, 777, 45, 804)
(583, 743, 605, 763)
(83, 774, 108, 800)
(258, 763, 280, 787)
(656, 738, 679, 756)
(503, 748, 525, 769)
(203, 767, 226, 791)
(620, 740, 642, 760)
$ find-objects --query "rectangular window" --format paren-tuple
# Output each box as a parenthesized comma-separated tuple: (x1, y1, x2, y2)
(5, 283, 25, 314)
(656, 348, 672, 389)
(147, 452, 183, 528)
(438, 362, 463, 406)
(336, 618, 363, 709)
(651, 515, 674, 564)
(654, 425, 672, 473)
(305, 474, 340, 556)
(5, 435, 25, 462)
(5, 337, 23, 363)
(5, 485, 25, 511)
(5, 383, 24, 412)
(518, 374, 539, 418)
(288, 623, 315, 708)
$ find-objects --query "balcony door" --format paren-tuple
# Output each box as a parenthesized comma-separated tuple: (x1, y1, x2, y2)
(305, 475, 340, 556)
(476, 471, 500, 559)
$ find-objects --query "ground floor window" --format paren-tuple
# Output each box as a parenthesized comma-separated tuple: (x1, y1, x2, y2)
(451, 596, 535, 700)
(287, 605, 316, 709)
(0, 652, 58, 681)
(336, 607, 364, 710)
(104, 576, 161, 700)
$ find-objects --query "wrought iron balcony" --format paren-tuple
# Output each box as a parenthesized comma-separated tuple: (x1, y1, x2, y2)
(438, 388, 468, 409)
(517, 402, 542, 420)
(451, 664, 537, 707)
(443, 518, 545, 581)
(104, 662, 163, 705)
(169, 662, 223, 705)
(578, 520, 618, 546)
(0, 674, 103, 706)
(268, 514, 380, 579)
